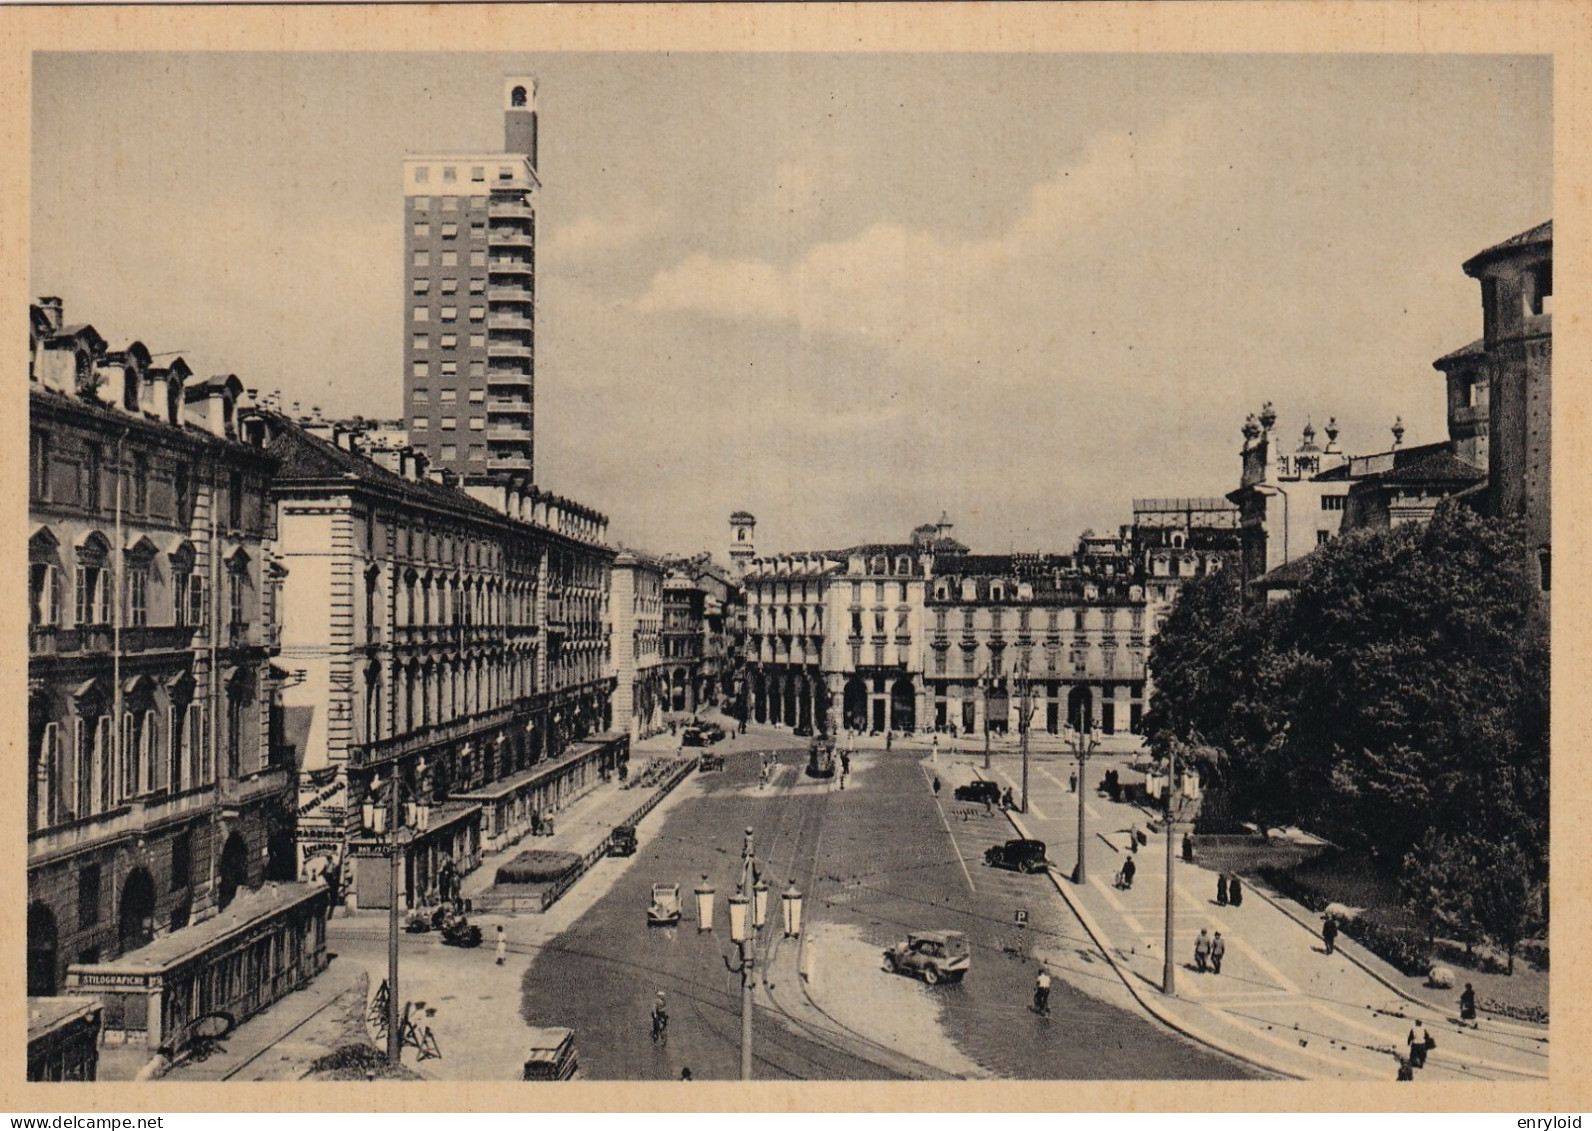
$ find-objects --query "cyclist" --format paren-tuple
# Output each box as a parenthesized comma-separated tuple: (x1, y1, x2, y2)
(651, 991, 669, 1043)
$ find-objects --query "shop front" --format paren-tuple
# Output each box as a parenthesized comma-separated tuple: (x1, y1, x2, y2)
(454, 731, 627, 853)
(27, 997, 102, 1080)
(62, 882, 329, 1054)
(349, 802, 482, 910)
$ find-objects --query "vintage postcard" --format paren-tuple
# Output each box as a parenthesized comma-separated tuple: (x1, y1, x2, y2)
(2, 1, 1587, 1115)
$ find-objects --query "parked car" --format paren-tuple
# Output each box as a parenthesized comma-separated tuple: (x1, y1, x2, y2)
(647, 882, 682, 926)
(883, 930, 970, 985)
(953, 779, 1002, 804)
(984, 838, 1049, 873)
(609, 825, 637, 857)
(681, 727, 705, 747)
(700, 722, 726, 744)
(521, 1027, 578, 1080)
(697, 753, 724, 773)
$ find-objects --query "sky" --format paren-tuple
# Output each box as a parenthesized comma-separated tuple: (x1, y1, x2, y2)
(31, 52, 1551, 559)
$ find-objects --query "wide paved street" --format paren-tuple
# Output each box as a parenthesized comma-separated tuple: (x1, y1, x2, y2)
(518, 736, 1258, 1080)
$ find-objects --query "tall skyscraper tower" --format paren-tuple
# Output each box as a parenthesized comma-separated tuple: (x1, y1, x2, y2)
(402, 77, 539, 479)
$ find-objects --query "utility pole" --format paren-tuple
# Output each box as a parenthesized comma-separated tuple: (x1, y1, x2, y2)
(1162, 742, 1179, 996)
(387, 774, 401, 1063)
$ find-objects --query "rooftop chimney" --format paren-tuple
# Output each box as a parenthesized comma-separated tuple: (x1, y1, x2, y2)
(36, 297, 64, 333)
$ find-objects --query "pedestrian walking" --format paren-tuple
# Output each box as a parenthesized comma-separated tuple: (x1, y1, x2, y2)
(1033, 968, 1052, 1016)
(1229, 875, 1243, 906)
(886, 731, 893, 752)
(680, 1067, 693, 1081)
(1322, 915, 1338, 955)
(1182, 832, 1194, 863)
(933, 775, 942, 795)
(1194, 928, 1212, 973)
(1069, 770, 1077, 793)
(1216, 874, 1229, 906)
(1459, 983, 1478, 1027)
(1407, 1018, 1433, 1069)
(1121, 856, 1136, 890)
(1210, 931, 1226, 975)
(494, 924, 507, 966)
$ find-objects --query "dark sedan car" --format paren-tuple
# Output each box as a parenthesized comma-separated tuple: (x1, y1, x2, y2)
(953, 779, 1003, 805)
(984, 838, 1049, 873)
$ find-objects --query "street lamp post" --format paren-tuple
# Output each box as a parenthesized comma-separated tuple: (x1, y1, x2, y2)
(1070, 723, 1099, 884)
(361, 758, 429, 1065)
(979, 671, 992, 771)
(721, 826, 761, 1080)
(1016, 663, 1035, 814)
(1161, 742, 1199, 996)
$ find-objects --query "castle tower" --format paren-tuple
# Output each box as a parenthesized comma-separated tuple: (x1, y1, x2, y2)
(729, 511, 756, 576)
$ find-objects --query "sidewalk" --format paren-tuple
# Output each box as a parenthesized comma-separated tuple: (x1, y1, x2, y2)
(941, 751, 1549, 1083)
(459, 745, 695, 904)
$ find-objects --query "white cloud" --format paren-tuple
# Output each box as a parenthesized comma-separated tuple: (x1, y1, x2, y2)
(634, 105, 1225, 363)
(544, 205, 667, 260)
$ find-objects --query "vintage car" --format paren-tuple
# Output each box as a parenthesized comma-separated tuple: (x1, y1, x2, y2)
(697, 752, 724, 773)
(681, 727, 706, 747)
(521, 1027, 579, 1081)
(700, 722, 726, 744)
(953, 779, 1003, 805)
(984, 838, 1049, 873)
(647, 882, 682, 926)
(609, 825, 638, 857)
(883, 930, 970, 985)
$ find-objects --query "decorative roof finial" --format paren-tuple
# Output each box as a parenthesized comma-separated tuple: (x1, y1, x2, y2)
(1324, 416, 1339, 444)
(1391, 416, 1405, 448)
(1242, 413, 1260, 442)
(1258, 401, 1277, 430)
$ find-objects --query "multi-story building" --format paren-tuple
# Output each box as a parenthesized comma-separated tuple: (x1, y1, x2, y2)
(257, 412, 618, 905)
(403, 79, 539, 481)
(27, 299, 324, 1057)
(611, 550, 666, 740)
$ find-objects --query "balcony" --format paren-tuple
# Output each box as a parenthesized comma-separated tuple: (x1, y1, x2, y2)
(487, 312, 534, 331)
(488, 287, 533, 304)
(489, 231, 534, 249)
(29, 786, 214, 865)
(30, 623, 199, 656)
(488, 258, 533, 275)
(488, 428, 533, 444)
(350, 704, 519, 768)
(488, 455, 533, 472)
(487, 399, 532, 415)
(488, 200, 534, 219)
(487, 342, 533, 359)
(219, 765, 294, 812)
(487, 368, 531, 383)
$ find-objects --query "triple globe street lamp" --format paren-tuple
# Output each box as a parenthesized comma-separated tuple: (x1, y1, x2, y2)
(360, 757, 432, 1066)
(692, 828, 803, 1080)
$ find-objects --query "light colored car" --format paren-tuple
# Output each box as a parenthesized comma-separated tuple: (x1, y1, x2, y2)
(647, 882, 682, 926)
(884, 930, 970, 985)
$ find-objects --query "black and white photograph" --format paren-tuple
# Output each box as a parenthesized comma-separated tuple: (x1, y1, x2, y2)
(10, 6, 1577, 1110)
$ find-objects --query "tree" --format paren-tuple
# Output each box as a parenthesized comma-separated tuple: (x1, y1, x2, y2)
(1146, 502, 1547, 888)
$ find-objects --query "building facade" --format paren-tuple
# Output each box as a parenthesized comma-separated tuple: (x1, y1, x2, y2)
(27, 300, 302, 1030)
(403, 78, 539, 481)
(611, 550, 666, 740)
(1461, 220, 1552, 596)
(258, 413, 617, 908)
